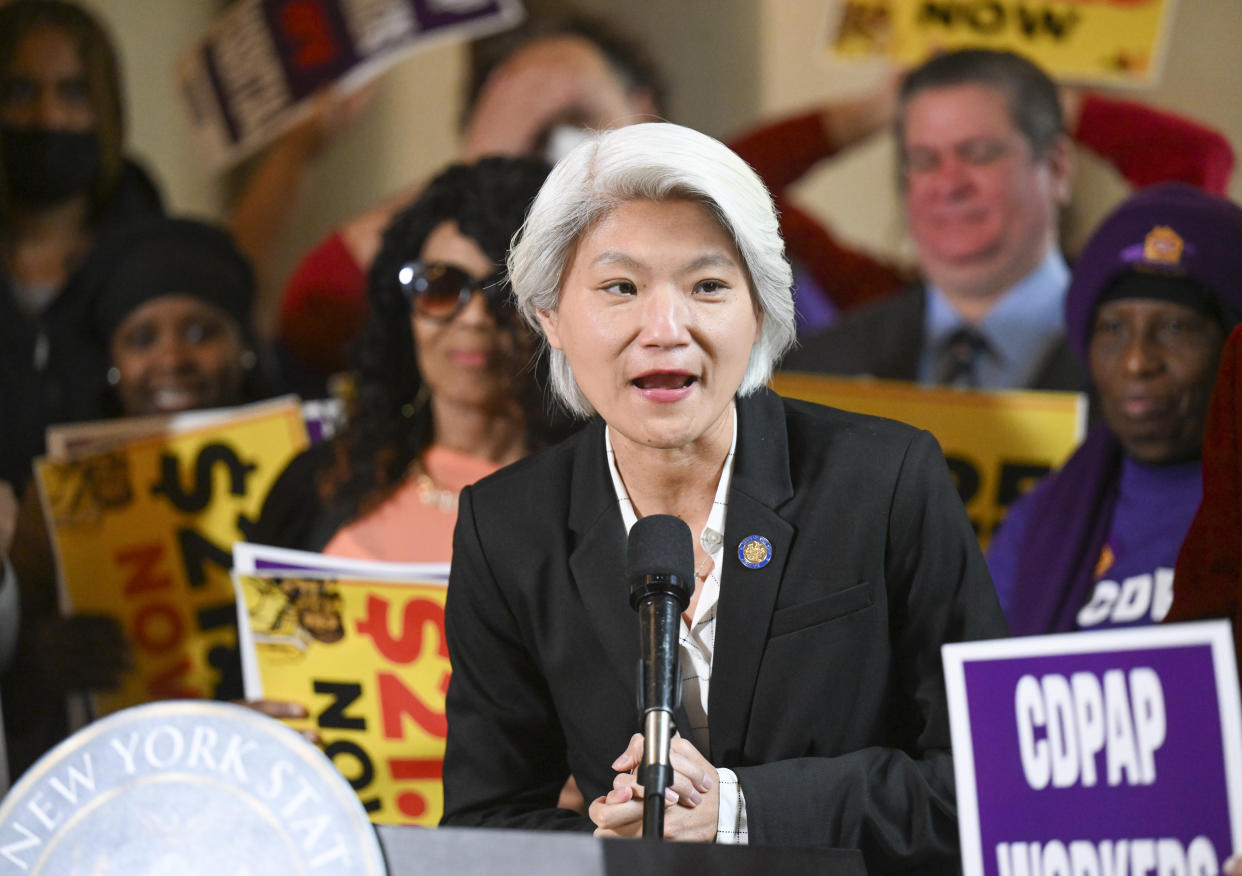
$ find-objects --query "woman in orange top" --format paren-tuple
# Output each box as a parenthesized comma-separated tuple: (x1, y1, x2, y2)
(254, 157, 572, 563)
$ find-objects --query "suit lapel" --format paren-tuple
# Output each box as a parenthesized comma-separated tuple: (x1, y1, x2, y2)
(708, 390, 795, 763)
(567, 419, 638, 695)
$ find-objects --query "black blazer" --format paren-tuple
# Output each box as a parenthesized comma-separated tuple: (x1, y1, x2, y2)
(441, 388, 1007, 874)
(781, 284, 1090, 393)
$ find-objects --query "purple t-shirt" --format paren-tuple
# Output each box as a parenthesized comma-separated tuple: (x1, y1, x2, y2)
(988, 456, 1202, 630)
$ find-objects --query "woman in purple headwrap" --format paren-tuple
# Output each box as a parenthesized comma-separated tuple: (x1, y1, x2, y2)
(987, 183, 1242, 636)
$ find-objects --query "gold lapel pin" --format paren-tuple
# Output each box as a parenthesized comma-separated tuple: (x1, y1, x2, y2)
(738, 535, 772, 569)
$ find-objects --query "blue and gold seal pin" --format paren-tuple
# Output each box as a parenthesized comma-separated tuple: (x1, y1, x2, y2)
(738, 535, 772, 569)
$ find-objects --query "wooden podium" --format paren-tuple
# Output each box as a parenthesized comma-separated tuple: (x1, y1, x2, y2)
(376, 825, 867, 875)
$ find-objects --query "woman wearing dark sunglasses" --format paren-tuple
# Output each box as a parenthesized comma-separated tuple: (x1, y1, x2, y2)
(253, 157, 572, 560)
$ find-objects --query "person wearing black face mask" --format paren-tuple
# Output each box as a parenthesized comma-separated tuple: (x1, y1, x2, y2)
(0, 0, 164, 498)
(2, 127, 101, 207)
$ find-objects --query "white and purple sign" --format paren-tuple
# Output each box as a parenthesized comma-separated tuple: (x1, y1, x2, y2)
(177, 0, 524, 169)
(944, 621, 1242, 876)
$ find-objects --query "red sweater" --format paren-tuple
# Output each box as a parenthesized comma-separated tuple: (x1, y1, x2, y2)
(279, 95, 1235, 381)
(1168, 324, 1242, 673)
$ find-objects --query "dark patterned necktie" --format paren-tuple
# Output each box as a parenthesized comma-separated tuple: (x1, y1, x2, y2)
(936, 326, 990, 388)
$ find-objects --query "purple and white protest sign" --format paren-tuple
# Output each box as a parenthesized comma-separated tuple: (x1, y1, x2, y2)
(301, 397, 346, 444)
(943, 621, 1242, 876)
(177, 0, 524, 169)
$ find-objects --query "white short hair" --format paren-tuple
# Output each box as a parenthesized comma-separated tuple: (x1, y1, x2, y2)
(508, 122, 796, 417)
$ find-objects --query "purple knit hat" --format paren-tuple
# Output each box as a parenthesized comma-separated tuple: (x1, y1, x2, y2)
(1065, 183, 1242, 362)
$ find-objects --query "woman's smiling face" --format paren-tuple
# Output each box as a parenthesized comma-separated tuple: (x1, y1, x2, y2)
(538, 198, 760, 454)
(110, 294, 247, 416)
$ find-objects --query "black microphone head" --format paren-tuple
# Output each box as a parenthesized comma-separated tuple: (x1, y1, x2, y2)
(627, 514, 694, 611)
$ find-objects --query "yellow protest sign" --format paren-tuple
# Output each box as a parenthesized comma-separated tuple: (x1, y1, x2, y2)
(36, 399, 308, 716)
(235, 572, 450, 826)
(831, 0, 1176, 86)
(771, 373, 1085, 545)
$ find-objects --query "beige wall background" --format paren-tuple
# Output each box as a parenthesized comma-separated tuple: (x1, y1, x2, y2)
(93, 0, 1242, 294)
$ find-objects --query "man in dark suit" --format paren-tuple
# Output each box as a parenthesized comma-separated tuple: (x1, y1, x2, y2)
(783, 50, 1086, 392)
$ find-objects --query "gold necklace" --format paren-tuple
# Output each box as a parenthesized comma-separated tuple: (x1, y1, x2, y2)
(410, 464, 458, 512)
(694, 554, 714, 582)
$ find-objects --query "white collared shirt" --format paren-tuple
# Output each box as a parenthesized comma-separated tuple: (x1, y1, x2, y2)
(604, 406, 748, 844)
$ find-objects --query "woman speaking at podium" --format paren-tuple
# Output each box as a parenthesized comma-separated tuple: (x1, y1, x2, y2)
(439, 122, 1006, 874)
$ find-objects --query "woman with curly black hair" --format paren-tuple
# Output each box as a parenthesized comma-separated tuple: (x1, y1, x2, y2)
(254, 156, 570, 560)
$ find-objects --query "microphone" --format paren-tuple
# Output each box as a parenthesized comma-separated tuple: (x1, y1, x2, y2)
(626, 514, 694, 840)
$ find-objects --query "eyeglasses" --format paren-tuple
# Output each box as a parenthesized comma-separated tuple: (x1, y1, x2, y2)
(397, 261, 517, 326)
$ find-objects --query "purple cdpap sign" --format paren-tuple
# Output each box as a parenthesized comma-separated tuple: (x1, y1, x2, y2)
(943, 621, 1242, 876)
